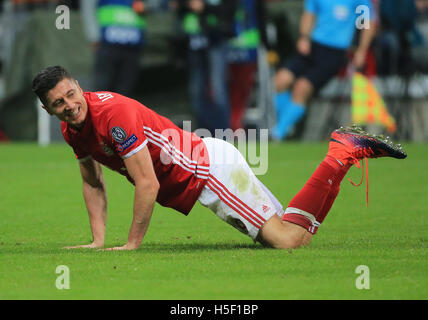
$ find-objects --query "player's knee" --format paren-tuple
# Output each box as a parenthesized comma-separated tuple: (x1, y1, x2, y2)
(258, 216, 306, 249)
(275, 69, 294, 92)
(273, 234, 305, 249)
(292, 78, 313, 103)
(302, 231, 313, 246)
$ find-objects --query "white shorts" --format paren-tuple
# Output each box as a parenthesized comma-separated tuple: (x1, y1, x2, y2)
(198, 137, 284, 240)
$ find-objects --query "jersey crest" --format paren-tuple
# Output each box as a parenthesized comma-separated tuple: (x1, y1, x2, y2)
(111, 126, 127, 143)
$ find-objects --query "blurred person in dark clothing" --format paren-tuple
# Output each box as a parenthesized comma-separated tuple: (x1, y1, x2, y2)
(175, 0, 237, 134)
(227, 0, 269, 131)
(375, 0, 421, 75)
(82, 0, 147, 97)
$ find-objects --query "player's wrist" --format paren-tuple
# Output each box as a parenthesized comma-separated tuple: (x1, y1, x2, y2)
(356, 46, 368, 54)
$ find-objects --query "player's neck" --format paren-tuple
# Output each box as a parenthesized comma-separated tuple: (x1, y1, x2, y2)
(68, 112, 89, 132)
(69, 123, 84, 131)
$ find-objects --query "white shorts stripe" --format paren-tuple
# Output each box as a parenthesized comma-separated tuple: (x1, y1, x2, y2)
(208, 174, 266, 226)
(207, 181, 263, 229)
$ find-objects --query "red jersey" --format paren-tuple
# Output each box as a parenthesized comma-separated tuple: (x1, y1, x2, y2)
(62, 92, 210, 215)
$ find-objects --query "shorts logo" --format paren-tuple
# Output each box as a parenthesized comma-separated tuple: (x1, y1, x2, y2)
(111, 126, 127, 143)
(115, 134, 138, 152)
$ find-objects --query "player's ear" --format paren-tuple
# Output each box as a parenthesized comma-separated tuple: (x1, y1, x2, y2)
(41, 104, 53, 115)
(75, 80, 83, 94)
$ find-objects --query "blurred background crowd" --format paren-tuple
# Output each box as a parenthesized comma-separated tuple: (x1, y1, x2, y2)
(0, 0, 427, 143)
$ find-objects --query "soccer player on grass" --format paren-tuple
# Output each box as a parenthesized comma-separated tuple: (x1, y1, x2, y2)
(32, 66, 406, 251)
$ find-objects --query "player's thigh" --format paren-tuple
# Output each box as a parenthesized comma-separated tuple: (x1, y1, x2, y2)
(200, 138, 283, 240)
(275, 68, 295, 92)
(275, 53, 312, 91)
(291, 77, 314, 103)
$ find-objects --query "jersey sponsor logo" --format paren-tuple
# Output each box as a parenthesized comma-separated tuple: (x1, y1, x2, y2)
(115, 134, 138, 152)
(111, 126, 127, 143)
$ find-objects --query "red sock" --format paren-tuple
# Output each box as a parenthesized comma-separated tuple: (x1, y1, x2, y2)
(309, 164, 349, 234)
(282, 155, 350, 233)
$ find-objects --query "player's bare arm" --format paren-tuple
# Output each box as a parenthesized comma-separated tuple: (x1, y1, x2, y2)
(105, 146, 159, 251)
(296, 12, 314, 56)
(65, 157, 107, 249)
(353, 21, 376, 68)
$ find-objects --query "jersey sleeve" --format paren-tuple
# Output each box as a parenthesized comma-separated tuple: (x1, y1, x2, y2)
(107, 103, 148, 159)
(72, 145, 91, 162)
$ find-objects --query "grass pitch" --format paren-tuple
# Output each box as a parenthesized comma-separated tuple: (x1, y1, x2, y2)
(0, 141, 427, 300)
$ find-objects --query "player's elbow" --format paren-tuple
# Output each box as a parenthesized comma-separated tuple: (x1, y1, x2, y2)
(151, 180, 160, 194)
(83, 178, 106, 193)
(135, 177, 160, 195)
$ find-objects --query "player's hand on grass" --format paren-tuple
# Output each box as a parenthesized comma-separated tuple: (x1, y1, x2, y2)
(103, 243, 138, 251)
(64, 242, 103, 249)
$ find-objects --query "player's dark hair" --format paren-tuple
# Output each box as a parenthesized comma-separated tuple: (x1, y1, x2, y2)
(32, 66, 73, 105)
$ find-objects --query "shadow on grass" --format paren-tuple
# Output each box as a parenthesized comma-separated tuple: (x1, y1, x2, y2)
(0, 241, 270, 255)
(140, 241, 267, 253)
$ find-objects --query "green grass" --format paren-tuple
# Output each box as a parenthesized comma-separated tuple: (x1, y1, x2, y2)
(0, 142, 427, 300)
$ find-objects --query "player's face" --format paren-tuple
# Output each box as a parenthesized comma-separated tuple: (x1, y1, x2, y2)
(44, 78, 88, 128)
